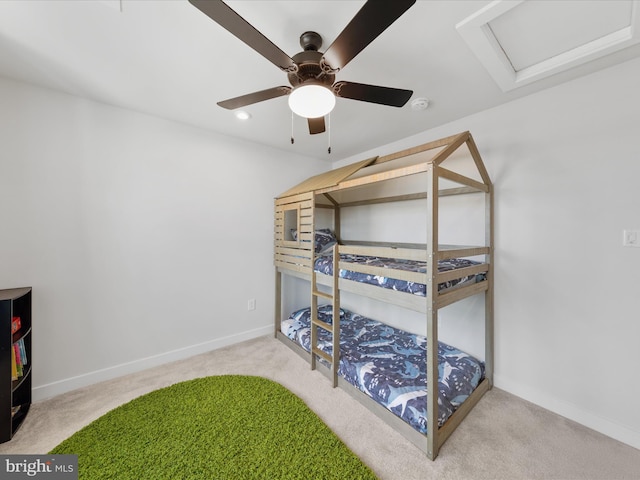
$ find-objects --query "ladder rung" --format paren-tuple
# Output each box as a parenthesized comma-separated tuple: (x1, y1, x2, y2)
(311, 318, 333, 332)
(312, 290, 333, 300)
(312, 347, 333, 364)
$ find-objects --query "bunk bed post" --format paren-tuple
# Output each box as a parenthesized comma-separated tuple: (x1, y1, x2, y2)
(331, 244, 340, 387)
(310, 196, 319, 372)
(426, 162, 439, 460)
(467, 133, 494, 388)
(485, 186, 494, 386)
(274, 196, 282, 340)
(329, 195, 341, 387)
(275, 269, 281, 338)
(334, 204, 341, 243)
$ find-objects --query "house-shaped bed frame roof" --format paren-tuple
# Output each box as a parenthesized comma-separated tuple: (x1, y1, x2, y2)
(277, 131, 491, 201)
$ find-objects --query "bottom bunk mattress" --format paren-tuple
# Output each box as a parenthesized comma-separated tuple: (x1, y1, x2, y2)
(281, 305, 484, 434)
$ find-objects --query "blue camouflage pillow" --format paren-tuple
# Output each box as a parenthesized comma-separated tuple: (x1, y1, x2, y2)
(315, 229, 337, 254)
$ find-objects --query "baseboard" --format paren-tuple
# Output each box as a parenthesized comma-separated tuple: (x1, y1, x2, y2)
(494, 374, 640, 450)
(33, 324, 274, 402)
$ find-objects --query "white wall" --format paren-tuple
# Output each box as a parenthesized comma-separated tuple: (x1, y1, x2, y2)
(332, 57, 640, 449)
(0, 77, 327, 400)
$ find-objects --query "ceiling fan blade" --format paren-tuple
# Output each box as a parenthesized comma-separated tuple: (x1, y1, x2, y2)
(217, 86, 291, 110)
(189, 0, 297, 72)
(321, 0, 416, 72)
(334, 81, 412, 107)
(308, 117, 326, 135)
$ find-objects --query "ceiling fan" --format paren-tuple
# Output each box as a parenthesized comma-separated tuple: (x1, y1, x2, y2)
(189, 0, 416, 136)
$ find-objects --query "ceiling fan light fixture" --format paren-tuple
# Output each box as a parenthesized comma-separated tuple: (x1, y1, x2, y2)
(288, 84, 336, 118)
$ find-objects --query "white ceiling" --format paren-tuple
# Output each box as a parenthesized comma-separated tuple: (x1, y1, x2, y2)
(0, 0, 639, 161)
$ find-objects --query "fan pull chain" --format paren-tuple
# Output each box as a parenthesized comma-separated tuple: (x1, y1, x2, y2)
(291, 111, 294, 144)
(327, 113, 331, 155)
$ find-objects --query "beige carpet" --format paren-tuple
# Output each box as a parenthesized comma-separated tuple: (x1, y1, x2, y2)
(2, 335, 639, 479)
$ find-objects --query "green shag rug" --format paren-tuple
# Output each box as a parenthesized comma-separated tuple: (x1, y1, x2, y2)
(50, 375, 378, 480)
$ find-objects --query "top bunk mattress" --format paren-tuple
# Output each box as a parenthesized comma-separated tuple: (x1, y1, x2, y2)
(314, 253, 484, 296)
(281, 305, 484, 434)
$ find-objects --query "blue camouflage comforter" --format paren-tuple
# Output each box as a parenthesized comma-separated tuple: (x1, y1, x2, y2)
(314, 253, 484, 296)
(282, 305, 484, 433)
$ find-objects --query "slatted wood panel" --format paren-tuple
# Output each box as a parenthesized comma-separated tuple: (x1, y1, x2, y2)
(274, 192, 314, 273)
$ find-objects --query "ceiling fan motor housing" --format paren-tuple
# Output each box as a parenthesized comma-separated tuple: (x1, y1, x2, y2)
(288, 48, 335, 88)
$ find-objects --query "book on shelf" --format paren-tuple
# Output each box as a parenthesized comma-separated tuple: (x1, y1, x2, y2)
(11, 338, 28, 381)
(11, 316, 21, 335)
(11, 347, 17, 381)
(17, 338, 27, 365)
(14, 344, 22, 378)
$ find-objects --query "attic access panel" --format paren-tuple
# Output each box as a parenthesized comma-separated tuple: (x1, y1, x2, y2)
(457, 0, 640, 91)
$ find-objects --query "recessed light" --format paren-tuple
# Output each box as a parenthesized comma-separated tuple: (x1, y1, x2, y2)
(235, 110, 251, 120)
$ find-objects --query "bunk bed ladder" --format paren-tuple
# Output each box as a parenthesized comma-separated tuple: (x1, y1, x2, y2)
(310, 244, 341, 387)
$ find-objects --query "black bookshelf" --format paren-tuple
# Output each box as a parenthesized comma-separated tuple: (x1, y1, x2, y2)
(0, 287, 32, 443)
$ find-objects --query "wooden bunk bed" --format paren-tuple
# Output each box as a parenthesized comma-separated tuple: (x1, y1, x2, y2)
(273, 131, 493, 460)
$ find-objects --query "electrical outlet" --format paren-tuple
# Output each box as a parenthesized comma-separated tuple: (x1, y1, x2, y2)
(623, 229, 640, 247)
(247, 298, 256, 311)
